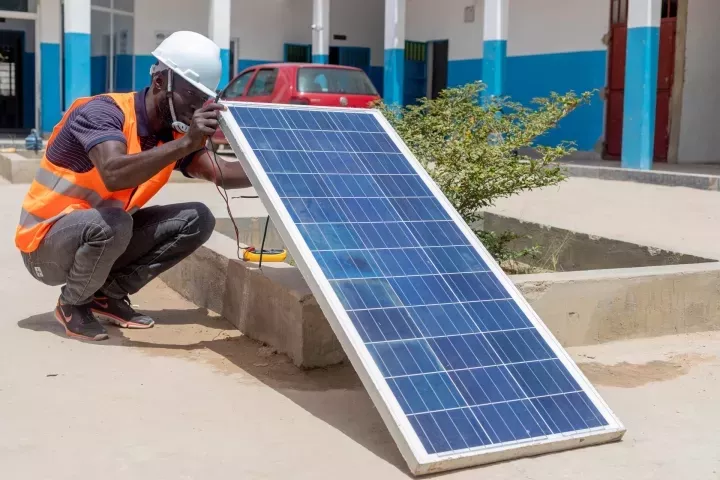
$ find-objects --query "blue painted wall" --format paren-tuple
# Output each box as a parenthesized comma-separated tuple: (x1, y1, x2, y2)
(441, 50, 606, 151)
(369, 65, 384, 96)
(91, 56, 107, 95)
(114, 54, 134, 92)
(237, 59, 272, 72)
(40, 42, 61, 134)
(134, 54, 156, 91)
(64, 32, 91, 109)
(447, 59, 482, 88)
(506, 50, 607, 151)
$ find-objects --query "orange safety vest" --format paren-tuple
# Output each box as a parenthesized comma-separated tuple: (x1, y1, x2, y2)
(15, 92, 181, 253)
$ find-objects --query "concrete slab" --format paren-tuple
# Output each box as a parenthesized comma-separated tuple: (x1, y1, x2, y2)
(483, 212, 714, 271)
(486, 177, 720, 261)
(2, 182, 720, 479)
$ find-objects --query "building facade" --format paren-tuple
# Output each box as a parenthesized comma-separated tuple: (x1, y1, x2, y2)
(0, 0, 716, 168)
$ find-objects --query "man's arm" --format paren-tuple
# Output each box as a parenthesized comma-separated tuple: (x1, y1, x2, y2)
(88, 104, 224, 192)
(183, 149, 253, 190)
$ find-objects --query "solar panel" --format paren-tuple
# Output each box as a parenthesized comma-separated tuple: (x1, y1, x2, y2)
(218, 101, 626, 475)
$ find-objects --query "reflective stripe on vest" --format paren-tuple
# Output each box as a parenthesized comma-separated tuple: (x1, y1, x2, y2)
(15, 92, 179, 253)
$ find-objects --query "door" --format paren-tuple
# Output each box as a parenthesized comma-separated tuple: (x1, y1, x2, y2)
(429, 40, 449, 99)
(404, 40, 427, 106)
(0, 30, 24, 130)
(604, 0, 677, 161)
(285, 44, 311, 63)
(334, 46, 371, 75)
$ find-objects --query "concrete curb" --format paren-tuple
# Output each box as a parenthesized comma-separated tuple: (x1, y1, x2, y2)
(0, 151, 203, 184)
(561, 162, 720, 191)
(161, 232, 720, 368)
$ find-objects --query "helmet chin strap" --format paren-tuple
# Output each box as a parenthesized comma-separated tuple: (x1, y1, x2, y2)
(166, 70, 189, 134)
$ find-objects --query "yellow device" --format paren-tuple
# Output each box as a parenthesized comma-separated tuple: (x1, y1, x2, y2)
(242, 247, 287, 263)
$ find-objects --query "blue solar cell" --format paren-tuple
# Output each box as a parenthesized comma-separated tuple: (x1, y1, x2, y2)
(224, 104, 615, 461)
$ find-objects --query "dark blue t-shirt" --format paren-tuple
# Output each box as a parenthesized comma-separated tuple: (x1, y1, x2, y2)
(46, 88, 197, 176)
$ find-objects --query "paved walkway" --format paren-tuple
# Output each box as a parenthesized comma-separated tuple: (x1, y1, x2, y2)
(487, 177, 720, 260)
(1, 180, 720, 478)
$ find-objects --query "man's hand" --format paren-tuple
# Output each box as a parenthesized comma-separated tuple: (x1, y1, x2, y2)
(184, 103, 226, 151)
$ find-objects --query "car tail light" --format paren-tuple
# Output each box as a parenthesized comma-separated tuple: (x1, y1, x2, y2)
(289, 96, 310, 105)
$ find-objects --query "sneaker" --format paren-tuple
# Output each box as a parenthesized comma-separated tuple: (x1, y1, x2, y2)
(54, 301, 110, 341)
(90, 295, 155, 329)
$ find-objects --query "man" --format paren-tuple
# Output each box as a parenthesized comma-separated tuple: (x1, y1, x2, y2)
(15, 31, 251, 342)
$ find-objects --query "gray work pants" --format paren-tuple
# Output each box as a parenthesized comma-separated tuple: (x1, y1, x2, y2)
(20, 202, 216, 306)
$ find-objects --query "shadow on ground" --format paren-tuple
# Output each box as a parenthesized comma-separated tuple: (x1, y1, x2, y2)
(18, 307, 414, 475)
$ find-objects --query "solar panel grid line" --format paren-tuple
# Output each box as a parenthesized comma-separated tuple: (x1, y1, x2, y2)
(218, 101, 625, 475)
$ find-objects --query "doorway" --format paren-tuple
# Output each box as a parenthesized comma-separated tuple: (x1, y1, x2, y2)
(0, 29, 24, 130)
(427, 40, 448, 100)
(605, 0, 678, 162)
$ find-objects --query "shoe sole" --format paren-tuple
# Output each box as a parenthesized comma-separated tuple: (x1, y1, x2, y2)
(92, 310, 155, 329)
(54, 311, 109, 341)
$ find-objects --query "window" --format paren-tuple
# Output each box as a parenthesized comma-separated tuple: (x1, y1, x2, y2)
(297, 67, 378, 96)
(247, 69, 278, 97)
(222, 70, 254, 99)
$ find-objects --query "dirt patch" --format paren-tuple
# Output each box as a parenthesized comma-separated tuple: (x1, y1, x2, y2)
(579, 353, 715, 388)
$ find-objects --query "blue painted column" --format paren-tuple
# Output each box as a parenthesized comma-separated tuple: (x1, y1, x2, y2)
(482, 0, 508, 99)
(622, 0, 661, 170)
(312, 0, 330, 64)
(209, 0, 231, 88)
(39, 0, 62, 134)
(384, 0, 405, 106)
(63, 0, 91, 109)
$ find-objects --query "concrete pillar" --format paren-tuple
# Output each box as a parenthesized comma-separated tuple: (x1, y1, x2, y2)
(39, 0, 62, 133)
(312, 0, 330, 64)
(482, 0, 508, 99)
(209, 0, 231, 88)
(621, 0, 661, 170)
(63, 0, 91, 109)
(384, 0, 405, 106)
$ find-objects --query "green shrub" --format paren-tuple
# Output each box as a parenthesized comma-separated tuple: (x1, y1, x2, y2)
(374, 81, 594, 266)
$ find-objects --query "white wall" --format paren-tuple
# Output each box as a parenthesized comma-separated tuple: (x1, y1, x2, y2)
(282, 0, 384, 66)
(406, 0, 484, 61)
(231, 0, 288, 62)
(330, 0, 384, 65)
(134, 0, 209, 55)
(507, 0, 607, 56)
(678, 0, 720, 163)
(284, 0, 312, 45)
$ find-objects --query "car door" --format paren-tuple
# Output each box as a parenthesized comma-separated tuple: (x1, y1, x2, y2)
(244, 68, 279, 104)
(220, 69, 256, 101)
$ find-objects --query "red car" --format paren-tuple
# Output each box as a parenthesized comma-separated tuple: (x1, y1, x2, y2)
(209, 63, 381, 152)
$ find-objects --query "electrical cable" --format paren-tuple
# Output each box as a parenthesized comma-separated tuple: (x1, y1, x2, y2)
(206, 98, 270, 267)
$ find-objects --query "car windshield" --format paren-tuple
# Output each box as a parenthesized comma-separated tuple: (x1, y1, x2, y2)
(297, 67, 379, 95)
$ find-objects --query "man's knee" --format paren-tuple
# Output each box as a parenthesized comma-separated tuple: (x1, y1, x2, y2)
(186, 202, 216, 244)
(85, 208, 134, 249)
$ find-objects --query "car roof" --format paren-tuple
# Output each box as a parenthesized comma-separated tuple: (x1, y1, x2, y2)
(243, 62, 364, 72)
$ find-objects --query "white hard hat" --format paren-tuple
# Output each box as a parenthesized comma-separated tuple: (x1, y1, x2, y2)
(151, 30, 222, 98)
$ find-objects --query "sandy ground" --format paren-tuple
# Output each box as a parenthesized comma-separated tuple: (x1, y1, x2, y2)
(2, 180, 720, 479)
